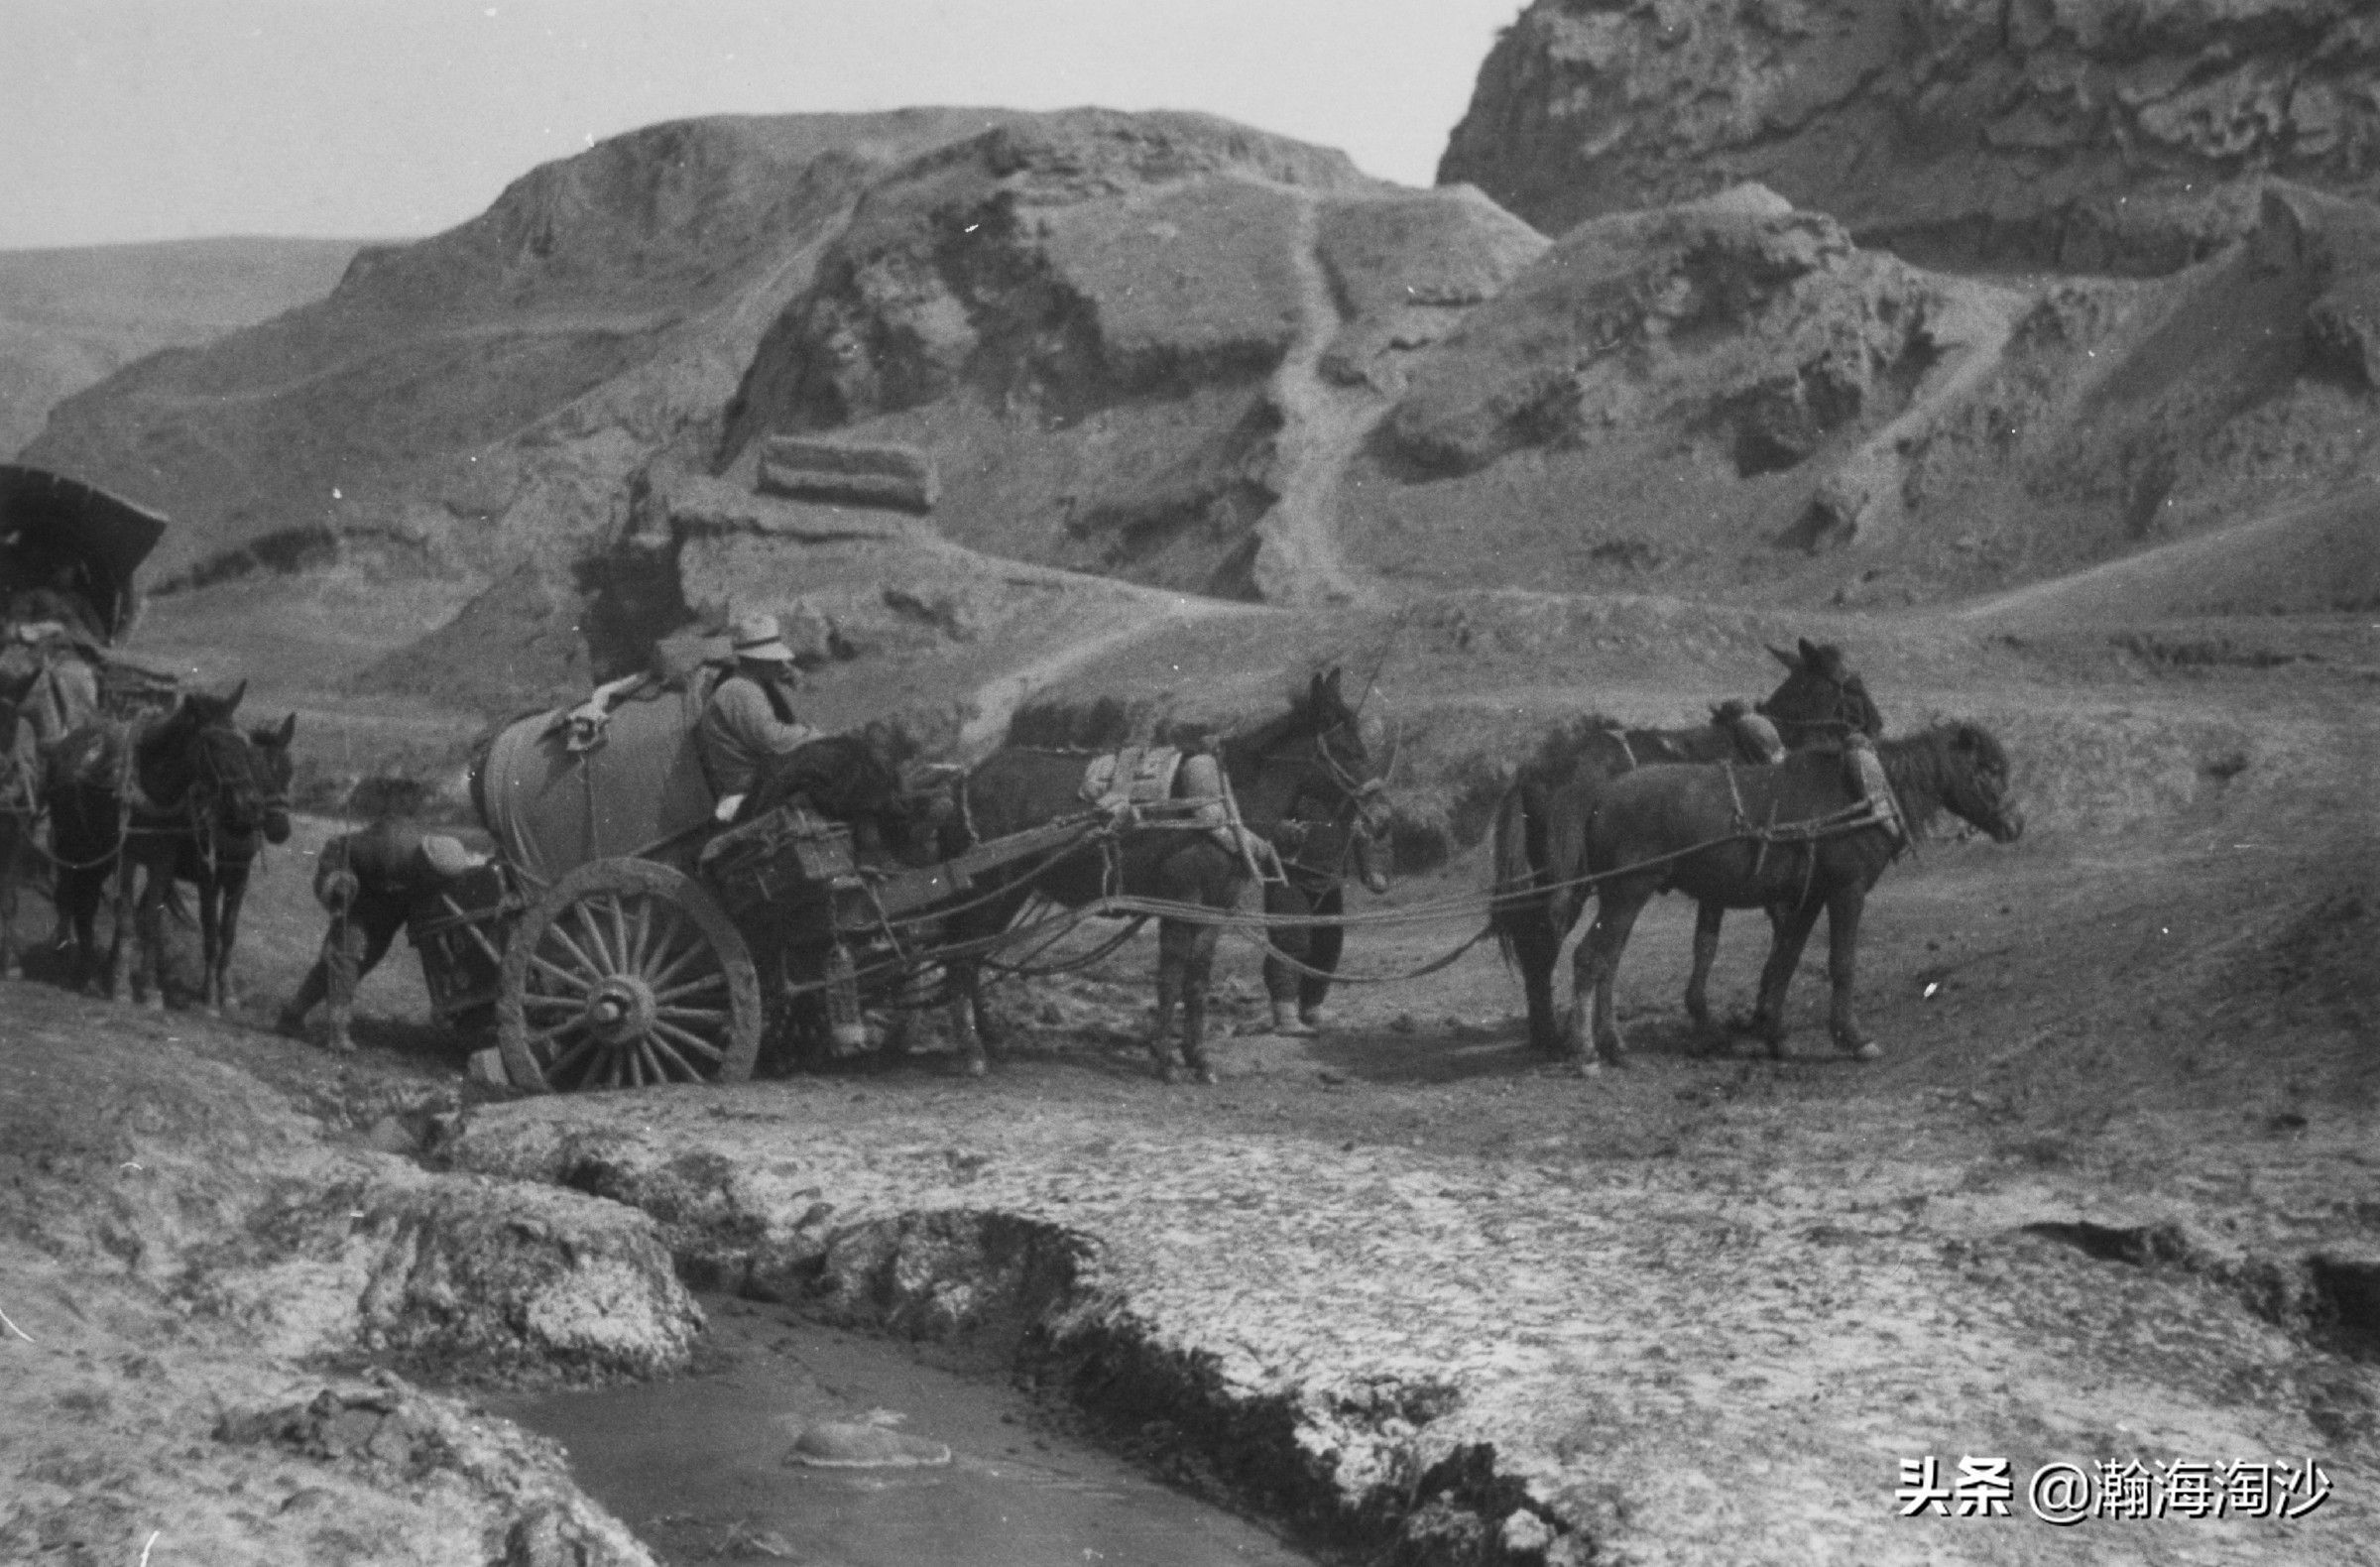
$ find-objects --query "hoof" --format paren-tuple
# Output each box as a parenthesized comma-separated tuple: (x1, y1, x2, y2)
(1844, 1039, 1881, 1062)
(1297, 1007, 1334, 1030)
(324, 1035, 357, 1056)
(1155, 1060, 1178, 1084)
(1190, 1065, 1217, 1085)
(1272, 1018, 1318, 1038)
(1571, 1054, 1602, 1077)
(274, 1014, 307, 1040)
(143, 995, 167, 1015)
(966, 1055, 988, 1079)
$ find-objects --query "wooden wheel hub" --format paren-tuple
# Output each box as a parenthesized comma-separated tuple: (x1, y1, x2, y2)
(585, 976, 656, 1044)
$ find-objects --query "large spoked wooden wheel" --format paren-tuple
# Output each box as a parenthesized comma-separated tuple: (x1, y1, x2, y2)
(497, 859, 762, 1092)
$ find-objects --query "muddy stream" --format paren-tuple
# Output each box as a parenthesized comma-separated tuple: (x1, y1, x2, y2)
(494, 1293, 1320, 1567)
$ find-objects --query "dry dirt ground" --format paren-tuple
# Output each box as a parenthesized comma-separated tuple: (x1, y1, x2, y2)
(3, 648, 2375, 1566)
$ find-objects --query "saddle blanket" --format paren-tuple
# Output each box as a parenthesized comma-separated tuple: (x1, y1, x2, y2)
(1843, 736, 1907, 846)
(1079, 745, 1184, 809)
(1078, 745, 1281, 880)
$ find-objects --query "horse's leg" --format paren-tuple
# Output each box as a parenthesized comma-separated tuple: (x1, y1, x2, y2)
(1298, 882, 1346, 1030)
(1176, 918, 1222, 1085)
(196, 871, 224, 1016)
(943, 885, 1030, 1076)
(1750, 899, 1825, 1059)
(1146, 916, 1189, 1082)
(1684, 901, 1725, 1032)
(135, 855, 170, 1012)
(214, 869, 251, 1013)
(941, 952, 990, 1078)
(1500, 895, 1567, 1055)
(1823, 886, 1877, 1060)
(101, 845, 135, 1002)
(1571, 889, 1648, 1071)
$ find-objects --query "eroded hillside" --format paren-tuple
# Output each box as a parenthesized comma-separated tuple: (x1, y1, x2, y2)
(22, 111, 1033, 585)
(1440, 0, 2380, 270)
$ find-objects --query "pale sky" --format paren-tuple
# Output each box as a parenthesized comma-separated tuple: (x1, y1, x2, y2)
(0, 0, 1526, 250)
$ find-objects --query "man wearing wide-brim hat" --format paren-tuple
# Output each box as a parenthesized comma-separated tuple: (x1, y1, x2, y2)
(696, 610, 820, 822)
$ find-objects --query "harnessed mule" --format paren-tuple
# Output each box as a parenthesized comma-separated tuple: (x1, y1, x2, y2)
(1489, 639, 1886, 1055)
(45, 684, 293, 1007)
(944, 668, 1389, 1082)
(1553, 722, 2023, 1069)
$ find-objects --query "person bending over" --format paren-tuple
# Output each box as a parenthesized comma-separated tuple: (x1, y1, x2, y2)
(277, 817, 484, 1053)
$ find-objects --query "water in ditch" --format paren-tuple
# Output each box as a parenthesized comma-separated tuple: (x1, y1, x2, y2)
(494, 1293, 1322, 1567)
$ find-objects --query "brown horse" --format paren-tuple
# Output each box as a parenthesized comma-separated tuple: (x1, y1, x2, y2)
(1552, 722, 2023, 1070)
(1489, 639, 1884, 1054)
(943, 668, 1387, 1083)
(45, 684, 293, 1007)
(172, 713, 297, 1013)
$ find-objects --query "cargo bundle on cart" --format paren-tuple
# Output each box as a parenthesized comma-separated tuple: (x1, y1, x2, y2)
(0, 464, 179, 715)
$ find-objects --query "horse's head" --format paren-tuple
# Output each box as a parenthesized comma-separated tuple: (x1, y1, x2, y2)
(1758, 638, 1884, 747)
(746, 727, 934, 856)
(192, 716, 293, 848)
(180, 679, 248, 731)
(1229, 666, 1393, 847)
(1939, 723, 2023, 844)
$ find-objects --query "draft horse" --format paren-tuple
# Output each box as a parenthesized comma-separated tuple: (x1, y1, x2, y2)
(174, 712, 298, 1012)
(45, 683, 294, 1009)
(741, 726, 927, 853)
(1553, 722, 2023, 1070)
(1489, 638, 1884, 1054)
(943, 667, 1387, 1082)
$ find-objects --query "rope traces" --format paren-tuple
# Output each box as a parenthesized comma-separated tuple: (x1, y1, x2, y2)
(803, 792, 1900, 994)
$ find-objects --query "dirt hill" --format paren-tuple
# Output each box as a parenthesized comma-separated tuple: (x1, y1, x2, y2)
(1440, 0, 2380, 272)
(0, 236, 362, 459)
(20, 111, 1036, 586)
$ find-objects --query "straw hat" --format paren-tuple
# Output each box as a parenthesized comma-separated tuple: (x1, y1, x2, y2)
(728, 610, 796, 663)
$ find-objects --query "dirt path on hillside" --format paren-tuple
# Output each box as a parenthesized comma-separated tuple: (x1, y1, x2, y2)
(1819, 279, 2029, 549)
(1950, 481, 2380, 628)
(955, 589, 1268, 756)
(1250, 189, 1389, 610)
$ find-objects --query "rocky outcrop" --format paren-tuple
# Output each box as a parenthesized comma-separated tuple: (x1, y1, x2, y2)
(1441, 0, 2380, 271)
(0, 995, 691, 1567)
(1386, 184, 1949, 477)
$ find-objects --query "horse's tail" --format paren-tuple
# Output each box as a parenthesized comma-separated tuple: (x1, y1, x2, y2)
(1540, 784, 1597, 942)
(1488, 780, 1538, 967)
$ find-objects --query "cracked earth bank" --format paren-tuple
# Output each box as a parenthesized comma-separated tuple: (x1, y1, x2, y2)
(438, 1039, 2380, 1567)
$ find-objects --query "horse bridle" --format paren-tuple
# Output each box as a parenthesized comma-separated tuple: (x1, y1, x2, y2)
(185, 729, 288, 860)
(1760, 667, 1878, 745)
(1257, 716, 1392, 886)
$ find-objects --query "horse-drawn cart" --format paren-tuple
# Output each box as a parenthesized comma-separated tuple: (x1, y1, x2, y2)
(444, 678, 1121, 1093)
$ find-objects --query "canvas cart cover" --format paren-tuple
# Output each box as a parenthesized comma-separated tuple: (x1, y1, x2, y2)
(475, 683, 717, 887)
(0, 464, 170, 644)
